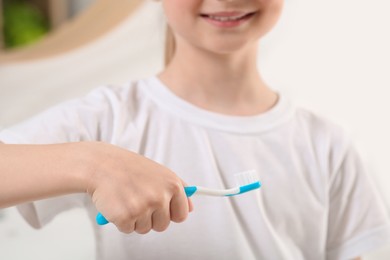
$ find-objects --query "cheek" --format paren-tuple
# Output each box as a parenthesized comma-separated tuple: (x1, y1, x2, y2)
(162, 0, 199, 28)
(254, 0, 284, 36)
(162, 0, 203, 49)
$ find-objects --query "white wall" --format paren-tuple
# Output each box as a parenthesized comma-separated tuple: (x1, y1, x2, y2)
(1, 0, 389, 259)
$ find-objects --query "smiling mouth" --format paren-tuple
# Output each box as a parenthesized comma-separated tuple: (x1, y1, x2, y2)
(200, 12, 257, 22)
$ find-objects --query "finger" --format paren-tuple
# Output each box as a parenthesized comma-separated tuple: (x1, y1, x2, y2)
(134, 213, 153, 234)
(170, 180, 189, 223)
(102, 201, 137, 234)
(181, 180, 194, 213)
(188, 198, 194, 212)
(115, 219, 136, 234)
(152, 207, 171, 232)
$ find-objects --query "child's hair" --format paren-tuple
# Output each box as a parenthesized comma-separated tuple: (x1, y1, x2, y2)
(164, 25, 176, 66)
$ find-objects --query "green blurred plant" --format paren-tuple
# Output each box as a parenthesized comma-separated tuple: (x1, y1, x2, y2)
(3, 0, 49, 49)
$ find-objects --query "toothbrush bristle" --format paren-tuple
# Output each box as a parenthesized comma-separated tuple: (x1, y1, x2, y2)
(234, 170, 259, 186)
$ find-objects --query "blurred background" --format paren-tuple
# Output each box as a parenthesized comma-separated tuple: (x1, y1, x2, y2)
(1, 0, 95, 50)
(0, 0, 390, 259)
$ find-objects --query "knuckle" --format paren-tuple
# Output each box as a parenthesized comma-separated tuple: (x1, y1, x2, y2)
(171, 212, 188, 223)
(115, 222, 135, 234)
(136, 229, 150, 235)
(148, 194, 165, 209)
(120, 210, 136, 222)
(135, 226, 152, 234)
(169, 179, 183, 194)
(153, 222, 170, 232)
(124, 203, 142, 219)
(111, 205, 140, 227)
(118, 226, 134, 234)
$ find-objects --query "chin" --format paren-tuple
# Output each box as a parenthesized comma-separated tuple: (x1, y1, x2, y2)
(201, 39, 256, 56)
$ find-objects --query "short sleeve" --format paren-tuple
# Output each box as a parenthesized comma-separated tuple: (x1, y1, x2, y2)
(0, 86, 118, 228)
(0, 85, 116, 145)
(326, 143, 390, 259)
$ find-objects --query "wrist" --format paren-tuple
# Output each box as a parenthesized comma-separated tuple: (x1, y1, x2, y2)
(66, 142, 98, 195)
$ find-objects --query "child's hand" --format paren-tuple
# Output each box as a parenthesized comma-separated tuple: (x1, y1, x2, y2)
(82, 142, 193, 234)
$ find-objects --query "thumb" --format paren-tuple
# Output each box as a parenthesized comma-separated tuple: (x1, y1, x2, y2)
(181, 180, 194, 212)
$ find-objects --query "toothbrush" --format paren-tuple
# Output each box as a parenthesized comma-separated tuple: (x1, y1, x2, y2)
(184, 170, 261, 197)
(96, 170, 261, 225)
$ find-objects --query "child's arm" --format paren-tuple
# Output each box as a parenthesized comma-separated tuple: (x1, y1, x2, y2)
(0, 141, 192, 233)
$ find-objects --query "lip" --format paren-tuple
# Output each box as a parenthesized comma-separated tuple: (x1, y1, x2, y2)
(200, 11, 257, 28)
(202, 11, 249, 17)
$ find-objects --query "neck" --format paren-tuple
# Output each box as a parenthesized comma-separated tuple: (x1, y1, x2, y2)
(158, 41, 278, 116)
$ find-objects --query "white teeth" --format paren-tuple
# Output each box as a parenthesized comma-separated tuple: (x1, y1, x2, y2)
(208, 14, 246, 22)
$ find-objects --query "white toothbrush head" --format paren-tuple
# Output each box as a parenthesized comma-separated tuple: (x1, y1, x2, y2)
(232, 170, 261, 196)
(234, 169, 259, 186)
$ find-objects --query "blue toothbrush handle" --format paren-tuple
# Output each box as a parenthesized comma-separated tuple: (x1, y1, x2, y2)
(96, 212, 109, 225)
(184, 186, 197, 197)
(95, 186, 197, 225)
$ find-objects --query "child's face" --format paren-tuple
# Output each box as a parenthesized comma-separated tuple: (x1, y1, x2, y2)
(162, 0, 284, 54)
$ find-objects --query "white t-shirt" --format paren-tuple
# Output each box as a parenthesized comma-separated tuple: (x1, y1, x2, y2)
(1, 76, 390, 260)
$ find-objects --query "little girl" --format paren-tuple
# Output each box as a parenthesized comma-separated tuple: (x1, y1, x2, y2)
(1, 0, 389, 259)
